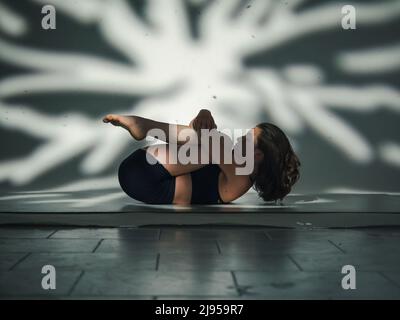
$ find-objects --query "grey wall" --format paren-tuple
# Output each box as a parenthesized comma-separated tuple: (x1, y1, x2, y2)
(0, 0, 399, 195)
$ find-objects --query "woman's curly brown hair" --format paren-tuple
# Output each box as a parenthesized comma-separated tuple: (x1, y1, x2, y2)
(252, 122, 301, 202)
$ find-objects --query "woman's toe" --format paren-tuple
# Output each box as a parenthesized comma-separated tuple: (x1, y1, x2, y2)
(103, 114, 118, 123)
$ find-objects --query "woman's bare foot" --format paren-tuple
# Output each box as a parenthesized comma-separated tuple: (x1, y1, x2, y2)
(102, 114, 145, 140)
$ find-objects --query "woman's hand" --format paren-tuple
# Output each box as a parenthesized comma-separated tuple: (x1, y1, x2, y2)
(189, 109, 217, 132)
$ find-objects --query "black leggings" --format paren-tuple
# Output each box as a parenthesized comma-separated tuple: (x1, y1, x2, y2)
(118, 148, 175, 204)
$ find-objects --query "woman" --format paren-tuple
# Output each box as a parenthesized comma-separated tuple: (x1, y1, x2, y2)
(103, 109, 300, 205)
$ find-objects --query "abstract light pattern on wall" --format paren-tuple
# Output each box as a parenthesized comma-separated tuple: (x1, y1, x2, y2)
(0, 0, 399, 195)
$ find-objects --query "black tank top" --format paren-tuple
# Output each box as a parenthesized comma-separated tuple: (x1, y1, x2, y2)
(190, 165, 224, 204)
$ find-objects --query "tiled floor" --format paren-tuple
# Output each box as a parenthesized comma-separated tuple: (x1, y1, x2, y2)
(0, 226, 399, 299)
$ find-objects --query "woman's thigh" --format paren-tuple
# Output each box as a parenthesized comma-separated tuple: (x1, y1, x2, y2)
(118, 148, 176, 204)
